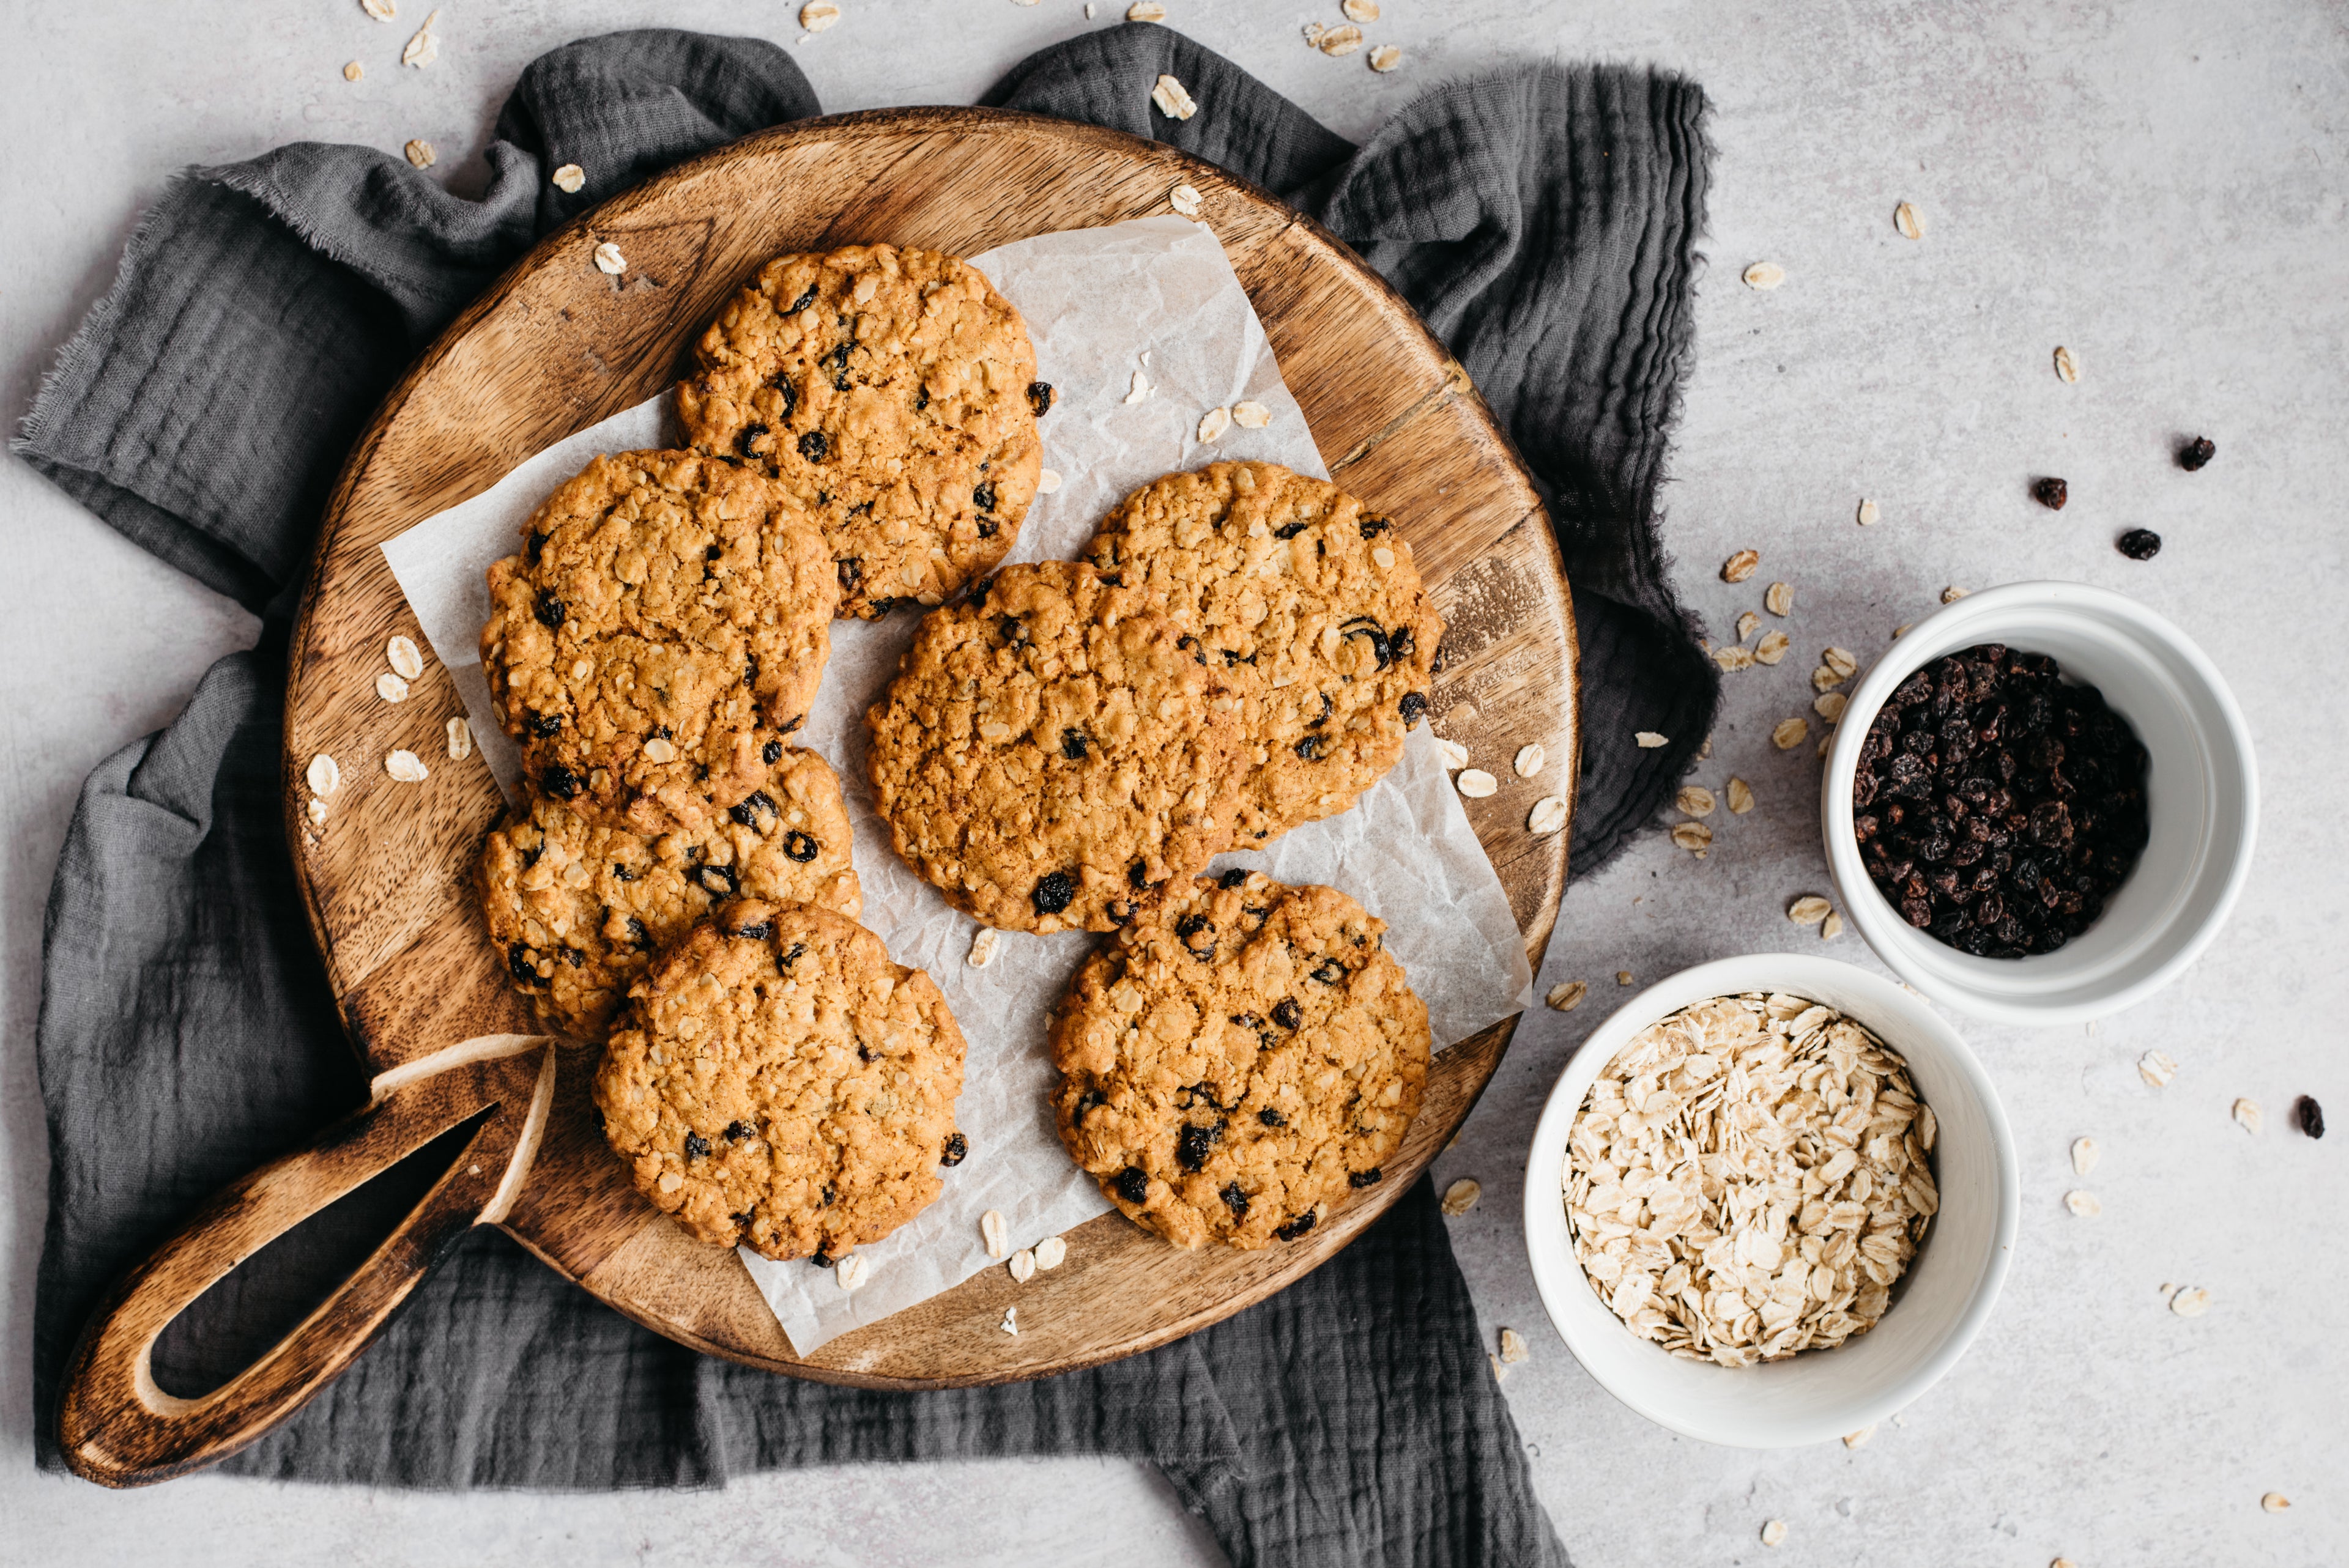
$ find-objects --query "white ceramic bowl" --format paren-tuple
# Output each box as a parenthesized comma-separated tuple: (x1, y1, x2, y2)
(1523, 955, 2019, 1448)
(1820, 581, 2258, 1026)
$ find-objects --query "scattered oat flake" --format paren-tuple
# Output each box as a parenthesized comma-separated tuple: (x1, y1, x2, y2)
(1820, 910, 1844, 941)
(1318, 24, 1364, 54)
(1764, 581, 1793, 617)
(1000, 1306, 1020, 1335)
(404, 140, 436, 169)
(1514, 744, 1545, 778)
(1034, 1235, 1067, 1270)
(1368, 44, 1403, 72)
(835, 1252, 869, 1289)
(1168, 182, 1202, 217)
(377, 671, 411, 703)
(343, 61, 365, 81)
(1616, 971, 1634, 985)
(967, 928, 1001, 969)
(2071, 1136, 2100, 1176)
(1527, 796, 1568, 836)
(1894, 201, 1924, 240)
(1743, 261, 1786, 290)
(1713, 645, 1755, 673)
(1721, 549, 1760, 583)
(1816, 692, 1849, 724)
(1303, 21, 1325, 45)
(1735, 610, 1760, 642)
(1844, 1424, 1876, 1448)
(1151, 73, 1197, 120)
(1677, 785, 1716, 817)
(1754, 630, 1791, 665)
(1671, 821, 1713, 852)
(1941, 585, 1970, 604)
(801, 1, 841, 28)
(1545, 981, 1587, 1013)
(1822, 646, 1858, 679)
(2052, 1559, 2079, 1568)
(1635, 731, 1668, 749)
(1772, 717, 1810, 750)
(1761, 1520, 1787, 1547)
(1725, 777, 1754, 814)
(1455, 768, 1498, 799)
(1197, 405, 1231, 442)
(306, 753, 342, 796)
(1008, 1248, 1036, 1283)
(401, 8, 440, 67)
(1816, 731, 1833, 758)
(387, 635, 425, 680)
(552, 163, 586, 193)
(1231, 399, 1271, 428)
(445, 716, 472, 760)
(2053, 344, 2080, 383)
(1488, 1352, 1507, 1383)
(1788, 896, 1833, 926)
(2232, 1098, 2261, 1134)
(1435, 737, 1469, 770)
(1441, 1178, 1482, 1215)
(2261, 1492, 2290, 1513)
(2169, 1285, 2211, 1317)
(306, 796, 329, 826)
(1498, 1327, 1529, 1364)
(1036, 468, 1062, 494)
(2064, 1189, 2102, 1218)
(981, 1209, 1009, 1259)
(1342, 0, 1379, 17)
(1126, 0, 1165, 18)
(385, 750, 428, 783)
(2139, 1050, 2178, 1089)
(362, 0, 396, 15)
(1123, 369, 1152, 404)
(593, 241, 626, 275)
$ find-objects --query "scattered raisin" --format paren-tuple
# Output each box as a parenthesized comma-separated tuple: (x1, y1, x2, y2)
(782, 831, 819, 862)
(683, 1132, 710, 1159)
(1032, 870, 1075, 915)
(2298, 1096, 2326, 1139)
(1220, 1182, 1250, 1219)
(1114, 1166, 1150, 1205)
(1348, 1168, 1382, 1188)
(2177, 435, 2216, 471)
(2117, 528, 2162, 560)
(798, 430, 828, 462)
(1026, 381, 1055, 417)
(941, 1131, 968, 1166)
(2031, 476, 2068, 511)
(1274, 1211, 1318, 1241)
(1271, 998, 1302, 1030)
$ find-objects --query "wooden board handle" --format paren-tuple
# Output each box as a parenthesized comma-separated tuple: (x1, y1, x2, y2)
(57, 1038, 556, 1487)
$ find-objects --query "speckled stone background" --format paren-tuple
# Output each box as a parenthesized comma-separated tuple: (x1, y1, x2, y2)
(4, 2, 2343, 1564)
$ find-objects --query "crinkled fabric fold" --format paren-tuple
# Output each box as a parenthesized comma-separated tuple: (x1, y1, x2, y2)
(21, 21, 1713, 1566)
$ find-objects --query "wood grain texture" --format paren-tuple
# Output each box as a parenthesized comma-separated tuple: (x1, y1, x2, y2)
(68, 106, 1578, 1456)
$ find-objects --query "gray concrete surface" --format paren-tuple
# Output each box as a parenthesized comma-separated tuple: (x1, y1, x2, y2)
(4, 1, 2344, 1563)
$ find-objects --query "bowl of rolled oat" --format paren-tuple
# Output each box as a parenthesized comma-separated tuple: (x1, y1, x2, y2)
(1523, 954, 2018, 1448)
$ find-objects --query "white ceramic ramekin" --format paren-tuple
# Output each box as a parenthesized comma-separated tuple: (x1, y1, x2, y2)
(1820, 582, 2258, 1026)
(1523, 955, 2019, 1448)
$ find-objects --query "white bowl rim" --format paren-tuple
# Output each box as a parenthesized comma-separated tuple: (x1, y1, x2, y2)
(1521, 953, 2021, 1448)
(1819, 580, 2259, 1026)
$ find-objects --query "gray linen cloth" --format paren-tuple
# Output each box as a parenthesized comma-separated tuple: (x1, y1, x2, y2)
(18, 25, 1710, 1566)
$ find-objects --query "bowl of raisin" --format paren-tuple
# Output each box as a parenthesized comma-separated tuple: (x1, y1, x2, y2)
(1821, 582, 2257, 1025)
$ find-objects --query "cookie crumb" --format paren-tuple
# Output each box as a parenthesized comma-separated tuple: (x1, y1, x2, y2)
(306, 796, 328, 826)
(1616, 971, 1633, 986)
(1635, 731, 1668, 749)
(1000, 1306, 1019, 1335)
(343, 61, 364, 81)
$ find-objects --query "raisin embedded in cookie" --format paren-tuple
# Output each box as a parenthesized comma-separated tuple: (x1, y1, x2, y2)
(481, 449, 838, 832)
(677, 243, 1044, 619)
(1083, 462, 1444, 843)
(480, 747, 862, 1039)
(865, 560, 1244, 934)
(593, 899, 967, 1260)
(1050, 873, 1431, 1249)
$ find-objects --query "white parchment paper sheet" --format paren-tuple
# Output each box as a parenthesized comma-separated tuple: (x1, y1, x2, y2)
(382, 218, 1534, 1355)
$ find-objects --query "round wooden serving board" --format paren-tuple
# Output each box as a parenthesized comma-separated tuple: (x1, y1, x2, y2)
(62, 111, 1583, 1479)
